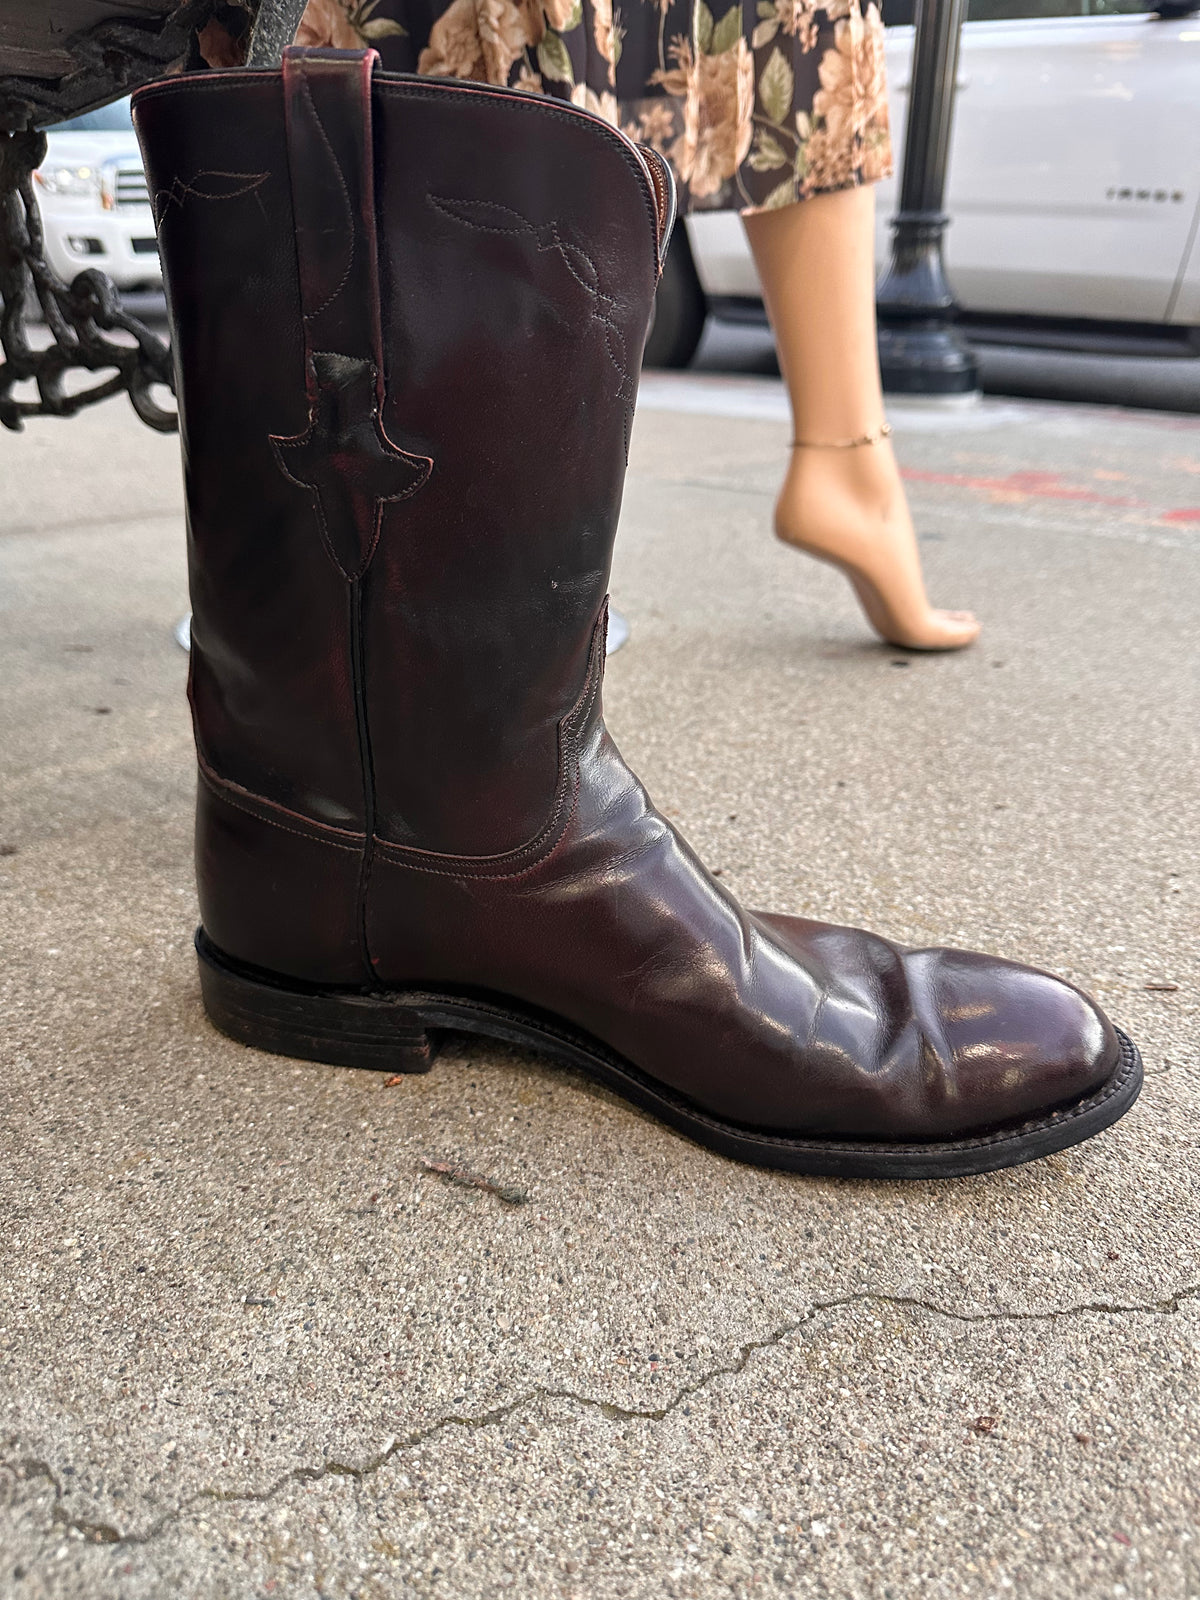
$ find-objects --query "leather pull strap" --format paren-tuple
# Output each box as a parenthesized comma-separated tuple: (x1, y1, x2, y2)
(273, 47, 432, 583)
(281, 45, 383, 384)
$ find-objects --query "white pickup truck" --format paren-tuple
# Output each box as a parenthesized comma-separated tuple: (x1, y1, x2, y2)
(33, 96, 161, 296)
(649, 0, 1200, 364)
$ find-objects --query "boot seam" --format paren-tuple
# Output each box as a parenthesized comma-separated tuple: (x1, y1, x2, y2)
(193, 605, 606, 877)
(349, 576, 382, 986)
(196, 756, 365, 852)
(369, 604, 605, 881)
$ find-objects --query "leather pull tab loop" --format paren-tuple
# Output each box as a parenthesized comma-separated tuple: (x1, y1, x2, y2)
(272, 47, 433, 582)
(281, 46, 383, 380)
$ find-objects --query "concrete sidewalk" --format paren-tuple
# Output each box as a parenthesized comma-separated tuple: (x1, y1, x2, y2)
(1, 380, 1197, 1599)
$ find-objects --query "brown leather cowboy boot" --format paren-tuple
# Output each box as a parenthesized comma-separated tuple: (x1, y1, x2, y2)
(133, 48, 1140, 1179)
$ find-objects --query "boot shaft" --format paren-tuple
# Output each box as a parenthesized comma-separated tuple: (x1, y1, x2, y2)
(134, 55, 669, 859)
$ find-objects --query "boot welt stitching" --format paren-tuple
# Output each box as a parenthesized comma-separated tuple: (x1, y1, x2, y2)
(428, 995, 1140, 1154)
(665, 1030, 1143, 1154)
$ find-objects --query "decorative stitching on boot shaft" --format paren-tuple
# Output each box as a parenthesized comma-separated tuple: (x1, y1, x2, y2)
(271, 351, 432, 582)
(427, 196, 634, 404)
(132, 73, 662, 283)
(151, 169, 269, 226)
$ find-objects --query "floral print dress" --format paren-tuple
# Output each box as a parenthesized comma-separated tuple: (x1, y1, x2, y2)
(296, 0, 892, 212)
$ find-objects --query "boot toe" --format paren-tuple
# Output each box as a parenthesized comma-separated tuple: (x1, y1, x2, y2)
(905, 947, 1120, 1139)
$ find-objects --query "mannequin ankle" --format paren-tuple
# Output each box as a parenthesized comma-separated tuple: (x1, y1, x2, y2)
(781, 438, 906, 524)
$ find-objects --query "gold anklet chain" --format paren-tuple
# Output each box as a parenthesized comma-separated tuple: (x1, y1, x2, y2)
(790, 422, 893, 449)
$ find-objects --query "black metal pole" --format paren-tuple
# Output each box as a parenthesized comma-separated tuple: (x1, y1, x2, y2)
(876, 0, 978, 394)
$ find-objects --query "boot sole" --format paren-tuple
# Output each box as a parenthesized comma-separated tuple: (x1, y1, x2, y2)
(196, 929, 1143, 1180)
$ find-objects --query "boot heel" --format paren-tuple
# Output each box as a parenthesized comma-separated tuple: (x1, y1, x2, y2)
(195, 929, 435, 1074)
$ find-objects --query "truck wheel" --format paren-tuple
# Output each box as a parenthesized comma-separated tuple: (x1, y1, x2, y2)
(643, 227, 707, 369)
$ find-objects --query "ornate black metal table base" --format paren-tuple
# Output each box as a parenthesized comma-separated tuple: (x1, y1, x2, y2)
(0, 126, 177, 431)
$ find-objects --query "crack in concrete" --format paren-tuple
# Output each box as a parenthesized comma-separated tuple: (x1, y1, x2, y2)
(8, 1281, 1199, 1551)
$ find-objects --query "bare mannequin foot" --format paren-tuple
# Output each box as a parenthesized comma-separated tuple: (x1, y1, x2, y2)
(742, 189, 980, 653)
(775, 437, 980, 652)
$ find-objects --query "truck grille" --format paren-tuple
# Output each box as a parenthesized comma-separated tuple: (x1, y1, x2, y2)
(113, 163, 150, 210)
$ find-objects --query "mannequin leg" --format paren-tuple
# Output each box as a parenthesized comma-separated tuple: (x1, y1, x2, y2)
(743, 187, 980, 651)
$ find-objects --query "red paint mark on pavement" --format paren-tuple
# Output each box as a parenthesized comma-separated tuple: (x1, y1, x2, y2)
(899, 464, 1200, 527)
(900, 466, 1138, 508)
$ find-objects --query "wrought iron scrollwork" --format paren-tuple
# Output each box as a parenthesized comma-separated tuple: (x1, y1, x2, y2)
(0, 126, 176, 432)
